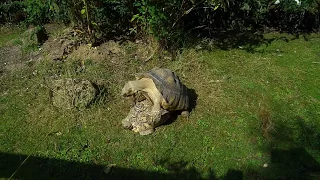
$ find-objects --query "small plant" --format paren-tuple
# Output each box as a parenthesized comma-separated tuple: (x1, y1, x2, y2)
(24, 0, 50, 25)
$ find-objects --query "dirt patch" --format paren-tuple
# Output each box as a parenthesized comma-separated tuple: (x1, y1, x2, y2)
(67, 40, 124, 62)
(0, 25, 169, 77)
(41, 28, 88, 61)
(0, 46, 23, 74)
(130, 40, 157, 62)
(42, 38, 79, 61)
(44, 24, 66, 36)
(41, 25, 163, 65)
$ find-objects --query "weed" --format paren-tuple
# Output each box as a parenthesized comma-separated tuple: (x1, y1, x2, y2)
(259, 107, 274, 140)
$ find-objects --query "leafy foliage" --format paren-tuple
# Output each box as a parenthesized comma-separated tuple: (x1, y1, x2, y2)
(186, 0, 320, 36)
(24, 0, 51, 25)
(1, 0, 320, 47)
(0, 1, 26, 24)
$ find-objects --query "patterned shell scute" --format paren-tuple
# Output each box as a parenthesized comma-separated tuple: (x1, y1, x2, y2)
(139, 67, 189, 111)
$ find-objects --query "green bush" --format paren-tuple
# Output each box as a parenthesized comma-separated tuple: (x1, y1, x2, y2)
(129, 0, 225, 47)
(24, 0, 50, 25)
(23, 0, 130, 43)
(1, 0, 320, 48)
(269, 0, 320, 32)
(0, 1, 26, 24)
(185, 0, 320, 35)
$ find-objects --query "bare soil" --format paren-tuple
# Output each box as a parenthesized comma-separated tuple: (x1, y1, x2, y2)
(0, 24, 162, 78)
(0, 46, 23, 74)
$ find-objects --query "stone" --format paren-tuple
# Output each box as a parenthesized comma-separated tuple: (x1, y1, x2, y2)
(122, 93, 170, 135)
(49, 78, 98, 109)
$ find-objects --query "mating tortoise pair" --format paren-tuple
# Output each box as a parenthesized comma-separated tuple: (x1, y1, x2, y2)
(121, 67, 190, 135)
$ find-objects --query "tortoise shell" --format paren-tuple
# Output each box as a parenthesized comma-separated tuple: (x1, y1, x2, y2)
(136, 67, 189, 111)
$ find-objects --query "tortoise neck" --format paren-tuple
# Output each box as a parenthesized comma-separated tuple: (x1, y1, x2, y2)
(130, 78, 154, 91)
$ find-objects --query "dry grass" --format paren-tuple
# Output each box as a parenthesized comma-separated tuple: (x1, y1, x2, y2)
(259, 107, 274, 140)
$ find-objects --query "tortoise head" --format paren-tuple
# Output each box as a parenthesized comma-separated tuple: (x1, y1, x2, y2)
(121, 82, 136, 97)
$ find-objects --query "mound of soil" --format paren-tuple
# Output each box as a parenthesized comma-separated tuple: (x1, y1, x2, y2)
(67, 40, 123, 62)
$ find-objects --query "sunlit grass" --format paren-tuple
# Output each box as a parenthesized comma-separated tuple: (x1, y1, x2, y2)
(0, 31, 319, 179)
(0, 25, 25, 48)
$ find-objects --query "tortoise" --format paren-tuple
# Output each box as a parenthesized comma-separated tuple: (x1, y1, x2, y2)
(121, 67, 190, 135)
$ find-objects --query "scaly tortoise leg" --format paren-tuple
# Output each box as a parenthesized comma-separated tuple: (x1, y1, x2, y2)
(150, 98, 162, 116)
(132, 123, 154, 135)
(181, 110, 190, 120)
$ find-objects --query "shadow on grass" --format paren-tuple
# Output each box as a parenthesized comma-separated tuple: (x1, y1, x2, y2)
(190, 29, 312, 53)
(241, 148, 320, 179)
(1, 148, 319, 179)
(254, 105, 320, 179)
(0, 152, 242, 180)
(261, 114, 320, 179)
(272, 116, 320, 149)
(88, 81, 110, 107)
(269, 148, 320, 179)
(208, 30, 266, 52)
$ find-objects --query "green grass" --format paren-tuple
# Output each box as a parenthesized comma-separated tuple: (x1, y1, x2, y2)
(0, 31, 320, 179)
(0, 26, 25, 48)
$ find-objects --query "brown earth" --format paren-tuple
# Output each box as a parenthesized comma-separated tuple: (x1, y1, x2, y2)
(0, 24, 164, 77)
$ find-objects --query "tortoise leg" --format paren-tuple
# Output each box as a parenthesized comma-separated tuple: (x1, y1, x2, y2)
(139, 126, 155, 136)
(132, 123, 155, 135)
(122, 104, 139, 130)
(151, 98, 162, 114)
(181, 110, 190, 120)
(122, 119, 133, 129)
(122, 110, 135, 129)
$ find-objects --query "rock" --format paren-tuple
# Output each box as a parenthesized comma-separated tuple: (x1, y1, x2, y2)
(49, 78, 98, 109)
(122, 96, 170, 135)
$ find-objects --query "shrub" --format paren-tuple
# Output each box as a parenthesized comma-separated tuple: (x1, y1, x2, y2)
(24, 0, 51, 25)
(185, 0, 320, 36)
(23, 0, 130, 44)
(0, 1, 26, 24)
(128, 0, 224, 48)
(1, 0, 320, 48)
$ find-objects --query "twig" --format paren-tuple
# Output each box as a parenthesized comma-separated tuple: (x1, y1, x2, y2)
(83, 0, 91, 35)
(144, 49, 155, 62)
(9, 131, 54, 179)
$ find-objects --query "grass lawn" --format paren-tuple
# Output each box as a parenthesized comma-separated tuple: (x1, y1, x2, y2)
(0, 27, 319, 179)
(0, 26, 25, 48)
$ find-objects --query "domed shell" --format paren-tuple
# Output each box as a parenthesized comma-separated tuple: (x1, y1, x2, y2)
(136, 67, 189, 111)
